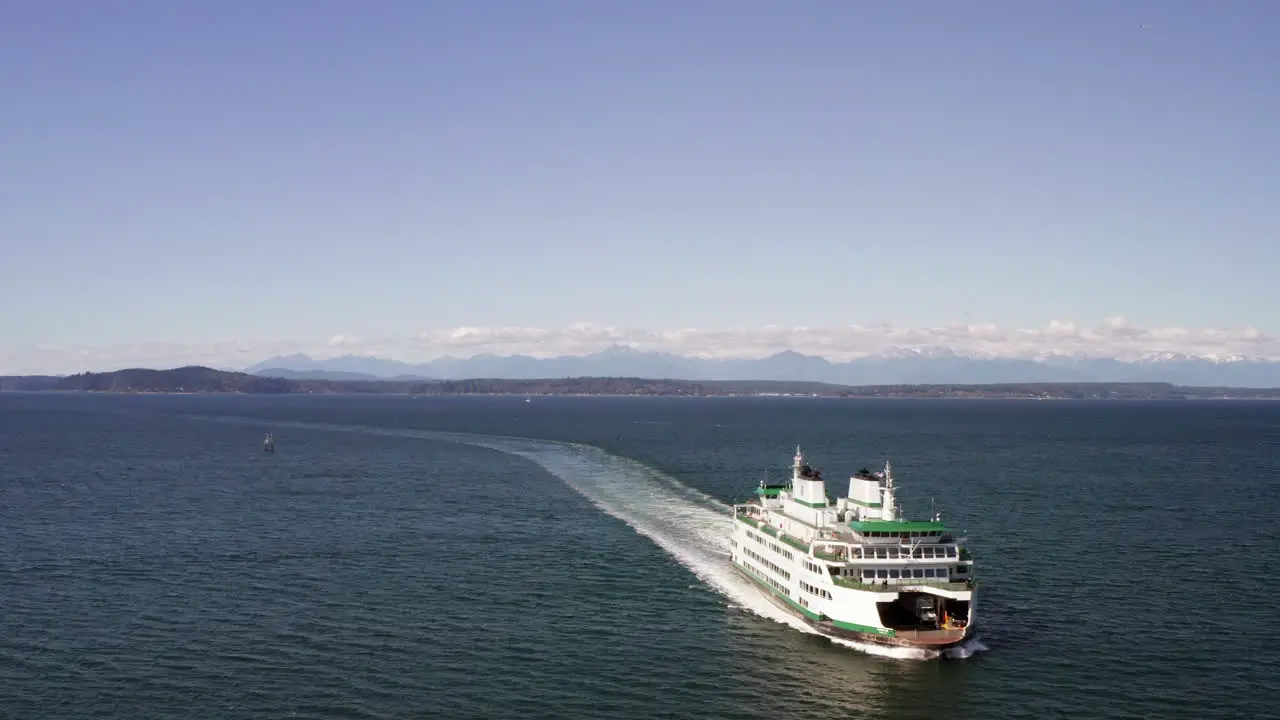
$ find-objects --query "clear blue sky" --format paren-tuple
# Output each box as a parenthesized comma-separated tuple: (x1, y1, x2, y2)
(3, 0, 1278, 353)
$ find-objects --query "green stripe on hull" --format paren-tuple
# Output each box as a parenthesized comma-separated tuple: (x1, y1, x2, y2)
(732, 561, 821, 621)
(732, 561, 899, 639)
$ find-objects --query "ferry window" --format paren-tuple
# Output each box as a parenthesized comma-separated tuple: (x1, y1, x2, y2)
(923, 568, 934, 578)
(876, 569, 888, 579)
(862, 570, 874, 579)
(888, 569, 900, 579)
(913, 569, 925, 578)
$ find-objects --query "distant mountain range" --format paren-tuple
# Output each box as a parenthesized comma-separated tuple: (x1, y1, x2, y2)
(245, 346, 1280, 387)
(14, 366, 1280, 399)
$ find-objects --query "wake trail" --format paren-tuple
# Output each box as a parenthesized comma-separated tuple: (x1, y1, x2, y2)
(182, 414, 985, 660)
(466, 436, 821, 638)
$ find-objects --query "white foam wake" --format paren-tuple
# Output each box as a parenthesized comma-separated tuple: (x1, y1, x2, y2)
(184, 416, 985, 660)
(457, 436, 820, 638)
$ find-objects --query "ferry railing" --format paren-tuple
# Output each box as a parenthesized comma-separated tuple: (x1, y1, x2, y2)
(778, 534, 810, 553)
(890, 627, 968, 641)
(832, 577, 976, 593)
(811, 539, 857, 562)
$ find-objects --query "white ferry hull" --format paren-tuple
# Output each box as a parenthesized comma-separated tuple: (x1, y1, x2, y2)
(732, 562, 975, 652)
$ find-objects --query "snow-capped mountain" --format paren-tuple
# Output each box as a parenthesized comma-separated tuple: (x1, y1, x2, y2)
(245, 346, 1280, 387)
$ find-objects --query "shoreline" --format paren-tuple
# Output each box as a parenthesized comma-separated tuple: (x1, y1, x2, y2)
(6, 389, 1280, 401)
(8, 367, 1279, 400)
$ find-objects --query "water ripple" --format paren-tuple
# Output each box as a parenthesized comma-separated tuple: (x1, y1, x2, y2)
(2, 395, 1278, 719)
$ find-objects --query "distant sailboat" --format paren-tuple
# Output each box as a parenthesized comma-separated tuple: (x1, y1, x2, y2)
(263, 433, 276, 453)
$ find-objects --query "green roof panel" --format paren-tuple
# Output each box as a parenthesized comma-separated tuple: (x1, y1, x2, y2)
(849, 520, 950, 534)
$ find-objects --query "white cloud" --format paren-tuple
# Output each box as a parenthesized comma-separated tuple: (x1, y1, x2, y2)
(4, 320, 1279, 374)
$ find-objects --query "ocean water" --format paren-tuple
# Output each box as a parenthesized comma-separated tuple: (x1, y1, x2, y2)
(2, 393, 1278, 719)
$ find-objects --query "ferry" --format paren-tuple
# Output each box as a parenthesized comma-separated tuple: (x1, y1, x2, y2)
(730, 447, 976, 652)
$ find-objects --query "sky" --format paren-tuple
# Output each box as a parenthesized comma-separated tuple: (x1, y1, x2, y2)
(3, 1, 1279, 373)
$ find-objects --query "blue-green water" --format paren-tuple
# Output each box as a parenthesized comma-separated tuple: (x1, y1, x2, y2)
(2, 393, 1278, 719)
